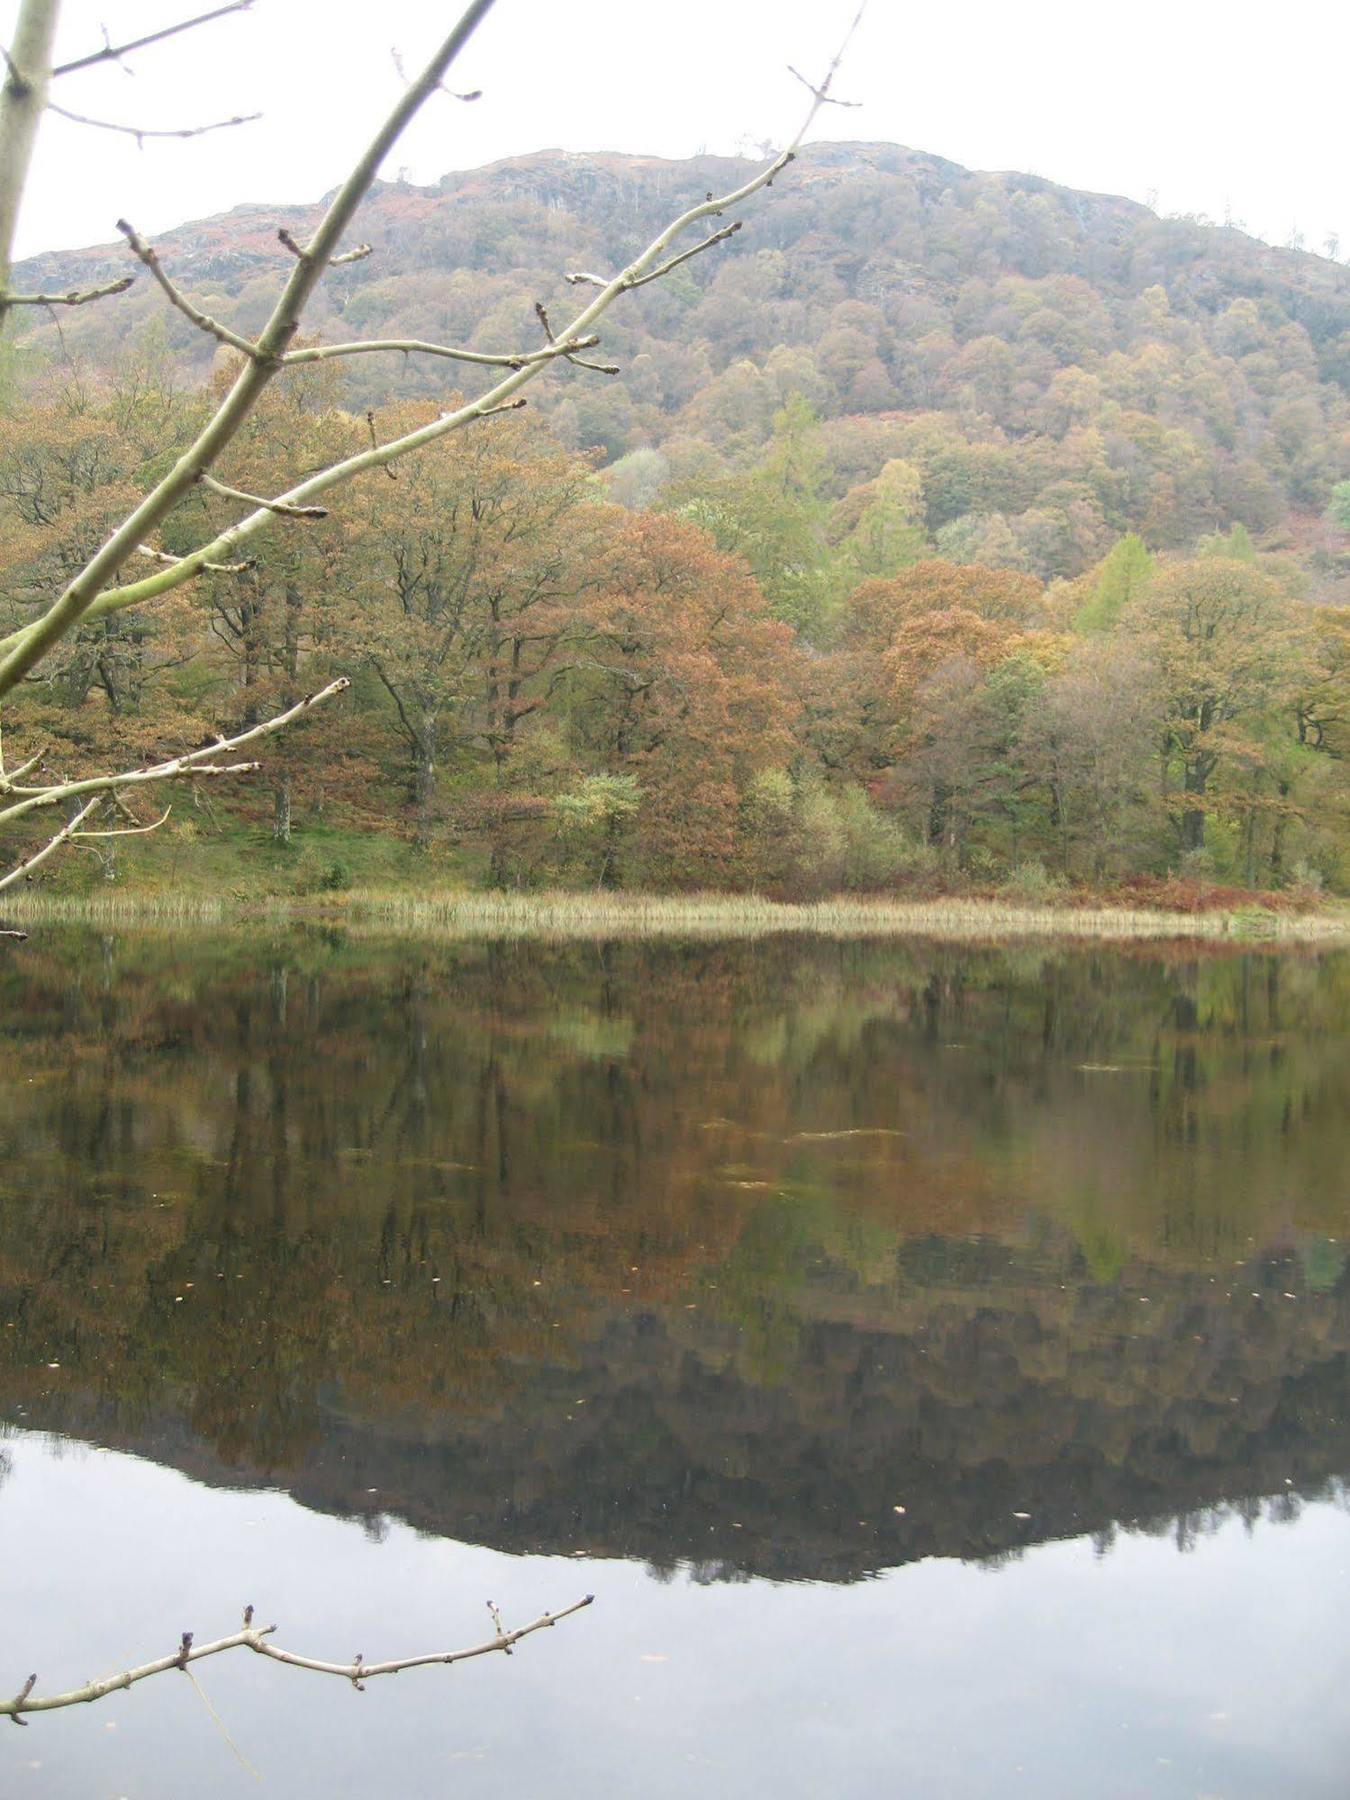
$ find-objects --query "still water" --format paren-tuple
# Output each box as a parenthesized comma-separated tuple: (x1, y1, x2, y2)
(1, 931, 1348, 1796)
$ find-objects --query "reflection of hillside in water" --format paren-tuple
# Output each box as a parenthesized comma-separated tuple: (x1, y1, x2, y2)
(1, 933, 1347, 1581)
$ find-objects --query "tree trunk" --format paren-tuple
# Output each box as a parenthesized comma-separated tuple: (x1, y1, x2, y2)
(1180, 759, 1207, 854)
(414, 744, 435, 850)
(926, 782, 951, 851)
(1270, 779, 1291, 883)
(272, 771, 292, 844)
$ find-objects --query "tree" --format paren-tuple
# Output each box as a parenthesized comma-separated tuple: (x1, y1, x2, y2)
(1123, 557, 1309, 856)
(1022, 637, 1161, 880)
(830, 458, 927, 582)
(564, 511, 796, 886)
(1074, 533, 1153, 633)
(0, 0, 857, 895)
(342, 409, 599, 857)
(669, 394, 838, 638)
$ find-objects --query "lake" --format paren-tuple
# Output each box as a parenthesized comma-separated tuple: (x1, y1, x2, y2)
(1, 930, 1348, 1796)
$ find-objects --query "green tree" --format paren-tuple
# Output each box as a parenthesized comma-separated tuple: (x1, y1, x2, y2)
(1124, 557, 1308, 856)
(1075, 534, 1154, 633)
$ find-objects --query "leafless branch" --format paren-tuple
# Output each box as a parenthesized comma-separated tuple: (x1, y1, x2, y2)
(0, 0, 501, 698)
(278, 228, 373, 266)
(534, 300, 619, 376)
(1, 44, 29, 96)
(0, 275, 133, 306)
(200, 474, 329, 520)
(281, 331, 603, 371)
(0, 0, 864, 701)
(0, 678, 349, 886)
(2, 1596, 593, 1719)
(47, 100, 260, 144)
(0, 745, 46, 790)
(0, 793, 100, 889)
(390, 45, 481, 103)
(621, 219, 744, 290)
(70, 804, 173, 840)
(787, 63, 861, 106)
(564, 219, 744, 293)
(116, 218, 261, 357)
(51, 2, 255, 78)
(137, 544, 253, 575)
(456, 396, 528, 420)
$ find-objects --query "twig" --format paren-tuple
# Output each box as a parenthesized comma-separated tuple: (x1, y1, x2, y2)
(277, 229, 372, 266)
(0, 794, 101, 890)
(533, 301, 619, 376)
(390, 45, 481, 103)
(48, 101, 260, 145)
(0, 0, 864, 689)
(1, 1597, 594, 1719)
(116, 220, 261, 358)
(51, 2, 255, 78)
(281, 332, 602, 371)
(69, 804, 174, 840)
(0, 276, 133, 307)
(619, 220, 743, 290)
(0, 679, 350, 883)
(137, 544, 253, 575)
(200, 474, 328, 520)
(787, 63, 861, 106)
(462, 397, 528, 420)
(0, 746, 45, 792)
(1, 45, 29, 97)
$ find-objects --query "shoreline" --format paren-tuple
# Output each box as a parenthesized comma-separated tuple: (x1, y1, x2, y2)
(4, 889, 1348, 945)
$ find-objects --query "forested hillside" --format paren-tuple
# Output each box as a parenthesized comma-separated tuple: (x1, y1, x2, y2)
(3, 143, 1349, 895)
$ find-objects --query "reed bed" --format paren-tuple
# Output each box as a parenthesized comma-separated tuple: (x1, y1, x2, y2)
(2, 890, 228, 927)
(5, 887, 1347, 944)
(335, 890, 1350, 944)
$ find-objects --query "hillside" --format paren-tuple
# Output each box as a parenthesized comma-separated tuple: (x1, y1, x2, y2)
(10, 142, 1350, 580)
(3, 143, 1349, 899)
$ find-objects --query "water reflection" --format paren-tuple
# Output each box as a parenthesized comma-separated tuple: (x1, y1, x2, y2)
(0, 933, 1347, 1586)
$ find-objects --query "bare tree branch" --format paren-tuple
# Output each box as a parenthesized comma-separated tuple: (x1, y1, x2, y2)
(136, 544, 253, 575)
(0, 0, 866, 908)
(1, 275, 133, 306)
(281, 331, 603, 371)
(534, 300, 620, 375)
(0, 0, 60, 331)
(70, 803, 173, 839)
(0, 0, 501, 700)
(47, 100, 260, 143)
(787, 63, 861, 106)
(619, 219, 744, 290)
(116, 218, 261, 357)
(51, 2, 255, 78)
(278, 228, 373, 266)
(0, 792, 100, 890)
(0, 679, 350, 886)
(200, 474, 329, 520)
(2, 1596, 594, 1719)
(0, 32, 859, 651)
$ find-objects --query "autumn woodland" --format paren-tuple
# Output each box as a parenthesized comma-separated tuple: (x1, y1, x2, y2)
(1, 140, 1348, 903)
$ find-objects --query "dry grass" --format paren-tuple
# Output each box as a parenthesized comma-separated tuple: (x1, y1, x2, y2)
(335, 890, 1350, 944)
(1, 890, 229, 926)
(6, 886, 1348, 944)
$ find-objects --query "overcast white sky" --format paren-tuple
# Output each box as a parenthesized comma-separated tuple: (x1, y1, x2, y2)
(5, 0, 1347, 264)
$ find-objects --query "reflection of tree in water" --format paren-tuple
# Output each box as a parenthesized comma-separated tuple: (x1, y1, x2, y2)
(0, 932, 1346, 1579)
